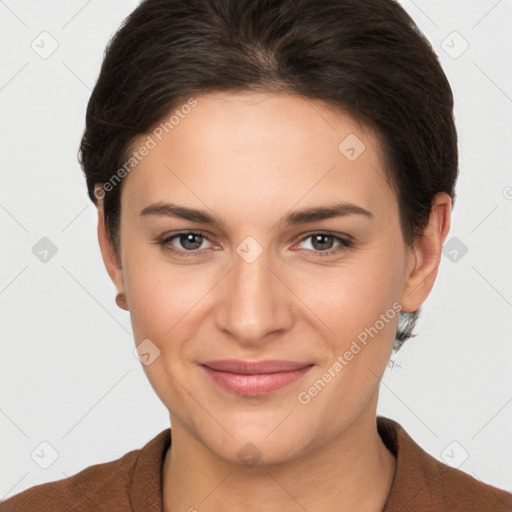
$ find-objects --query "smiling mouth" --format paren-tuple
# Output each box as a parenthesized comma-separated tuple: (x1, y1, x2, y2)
(199, 359, 314, 396)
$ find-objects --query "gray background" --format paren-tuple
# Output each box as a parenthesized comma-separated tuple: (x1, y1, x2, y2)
(1, 0, 511, 498)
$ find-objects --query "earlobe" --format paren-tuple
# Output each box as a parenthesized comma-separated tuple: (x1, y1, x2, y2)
(96, 190, 129, 311)
(115, 292, 128, 310)
(400, 192, 452, 312)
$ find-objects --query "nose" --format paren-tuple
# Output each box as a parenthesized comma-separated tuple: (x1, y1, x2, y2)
(214, 245, 294, 346)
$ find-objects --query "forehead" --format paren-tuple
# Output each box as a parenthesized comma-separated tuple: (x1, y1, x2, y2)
(121, 91, 396, 223)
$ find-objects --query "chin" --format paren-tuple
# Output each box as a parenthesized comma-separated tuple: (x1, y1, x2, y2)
(199, 423, 311, 468)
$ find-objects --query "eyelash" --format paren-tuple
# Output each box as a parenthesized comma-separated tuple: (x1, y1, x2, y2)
(155, 231, 354, 258)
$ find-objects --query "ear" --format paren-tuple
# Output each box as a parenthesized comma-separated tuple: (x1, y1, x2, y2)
(400, 192, 452, 312)
(96, 185, 129, 311)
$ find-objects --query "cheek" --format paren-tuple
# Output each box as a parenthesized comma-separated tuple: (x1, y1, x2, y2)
(122, 243, 183, 335)
(292, 259, 402, 418)
(125, 265, 204, 340)
(293, 249, 404, 337)
(122, 245, 223, 369)
(122, 258, 209, 405)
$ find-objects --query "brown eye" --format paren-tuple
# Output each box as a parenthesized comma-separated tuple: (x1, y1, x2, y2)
(297, 232, 354, 257)
(176, 233, 204, 250)
(310, 234, 335, 251)
(156, 231, 214, 258)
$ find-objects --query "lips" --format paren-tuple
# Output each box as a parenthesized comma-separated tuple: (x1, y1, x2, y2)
(199, 359, 314, 396)
(200, 359, 312, 374)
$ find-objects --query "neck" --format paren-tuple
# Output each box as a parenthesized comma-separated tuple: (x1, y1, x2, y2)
(162, 399, 396, 512)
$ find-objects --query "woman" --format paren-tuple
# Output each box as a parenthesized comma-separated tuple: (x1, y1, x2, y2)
(2, 0, 511, 510)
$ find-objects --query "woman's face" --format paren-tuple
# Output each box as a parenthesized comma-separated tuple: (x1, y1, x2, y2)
(106, 92, 419, 463)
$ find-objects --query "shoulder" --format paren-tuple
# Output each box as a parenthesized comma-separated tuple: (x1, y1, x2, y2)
(0, 447, 141, 511)
(0, 429, 170, 512)
(378, 416, 512, 512)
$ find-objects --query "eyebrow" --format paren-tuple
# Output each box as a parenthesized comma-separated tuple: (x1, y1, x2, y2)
(139, 201, 374, 228)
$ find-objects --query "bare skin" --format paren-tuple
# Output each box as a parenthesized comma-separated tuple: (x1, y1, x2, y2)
(96, 91, 451, 511)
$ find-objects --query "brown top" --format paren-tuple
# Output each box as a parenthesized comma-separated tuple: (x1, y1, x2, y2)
(2, 416, 511, 511)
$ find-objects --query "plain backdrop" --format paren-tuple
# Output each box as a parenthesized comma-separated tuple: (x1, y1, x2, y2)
(1, 0, 511, 499)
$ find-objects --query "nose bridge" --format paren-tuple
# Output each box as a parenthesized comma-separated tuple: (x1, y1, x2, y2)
(215, 240, 292, 343)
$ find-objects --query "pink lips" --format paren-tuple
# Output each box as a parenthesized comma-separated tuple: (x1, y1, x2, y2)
(200, 359, 313, 396)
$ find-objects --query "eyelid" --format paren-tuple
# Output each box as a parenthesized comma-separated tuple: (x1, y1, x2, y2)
(157, 230, 215, 252)
(292, 231, 354, 255)
(295, 230, 354, 245)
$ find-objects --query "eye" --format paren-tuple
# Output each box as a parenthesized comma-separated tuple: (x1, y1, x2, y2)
(156, 231, 214, 258)
(295, 232, 354, 257)
(155, 230, 354, 259)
